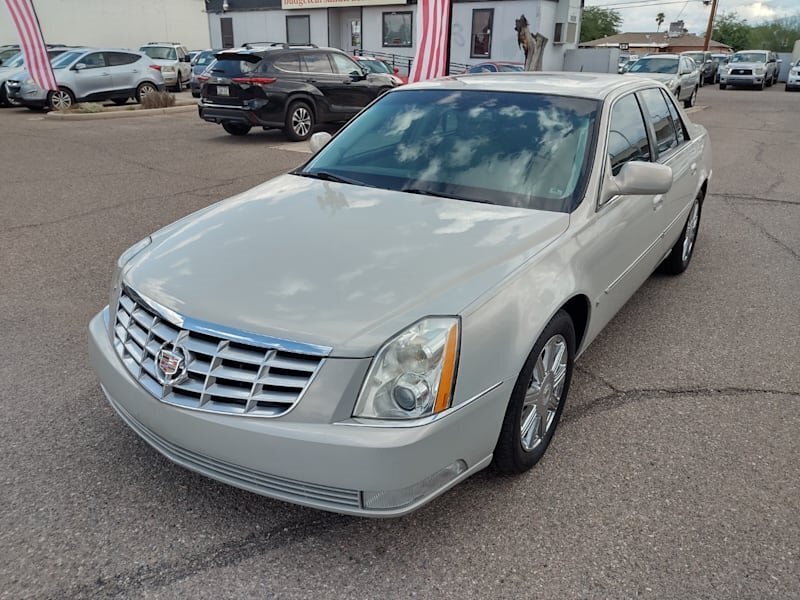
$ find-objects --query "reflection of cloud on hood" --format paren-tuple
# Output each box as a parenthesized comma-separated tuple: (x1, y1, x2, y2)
(387, 107, 426, 135)
(468, 106, 486, 118)
(433, 204, 523, 235)
(269, 279, 314, 297)
(448, 137, 485, 167)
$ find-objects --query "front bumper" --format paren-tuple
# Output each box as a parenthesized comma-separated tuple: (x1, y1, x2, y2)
(88, 309, 502, 516)
(787, 76, 800, 90)
(720, 74, 764, 86)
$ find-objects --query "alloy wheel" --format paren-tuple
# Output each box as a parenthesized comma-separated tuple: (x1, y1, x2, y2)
(50, 90, 72, 111)
(292, 107, 311, 137)
(682, 200, 700, 263)
(520, 334, 568, 451)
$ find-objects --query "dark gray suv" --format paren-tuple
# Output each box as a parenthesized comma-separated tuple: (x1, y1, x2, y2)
(198, 44, 398, 140)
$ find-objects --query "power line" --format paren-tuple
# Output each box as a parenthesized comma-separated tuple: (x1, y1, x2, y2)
(588, 0, 702, 9)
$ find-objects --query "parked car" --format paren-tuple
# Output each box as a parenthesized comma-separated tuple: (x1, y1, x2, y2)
(139, 42, 191, 91)
(11, 48, 165, 110)
(623, 54, 700, 108)
(681, 51, 717, 86)
(719, 50, 779, 89)
(712, 54, 730, 83)
(0, 45, 19, 65)
(189, 48, 220, 97)
(465, 61, 525, 73)
(786, 58, 800, 91)
(618, 57, 639, 74)
(199, 45, 399, 140)
(1, 47, 72, 107)
(89, 73, 712, 516)
(352, 55, 406, 84)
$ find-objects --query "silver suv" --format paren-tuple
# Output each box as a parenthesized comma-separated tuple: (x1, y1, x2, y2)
(139, 42, 191, 91)
(720, 50, 779, 89)
(10, 48, 165, 110)
(623, 54, 700, 108)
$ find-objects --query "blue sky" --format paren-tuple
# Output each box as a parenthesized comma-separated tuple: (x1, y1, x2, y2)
(584, 0, 799, 35)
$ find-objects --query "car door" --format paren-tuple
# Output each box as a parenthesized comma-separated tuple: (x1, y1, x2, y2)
(300, 51, 347, 117)
(638, 87, 698, 249)
(679, 57, 696, 99)
(329, 52, 378, 114)
(107, 52, 139, 96)
(72, 51, 112, 100)
(579, 92, 668, 333)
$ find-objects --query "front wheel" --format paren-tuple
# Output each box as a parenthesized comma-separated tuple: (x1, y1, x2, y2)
(135, 82, 157, 103)
(112, 98, 128, 106)
(222, 122, 251, 136)
(719, 83, 727, 90)
(284, 100, 314, 141)
(48, 87, 74, 111)
(661, 195, 702, 275)
(492, 311, 575, 475)
(684, 87, 697, 109)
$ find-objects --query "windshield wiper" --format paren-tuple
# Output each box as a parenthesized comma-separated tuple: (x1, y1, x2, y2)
(294, 171, 373, 187)
(400, 187, 493, 205)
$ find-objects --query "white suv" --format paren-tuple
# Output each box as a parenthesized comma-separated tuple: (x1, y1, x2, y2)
(139, 42, 191, 91)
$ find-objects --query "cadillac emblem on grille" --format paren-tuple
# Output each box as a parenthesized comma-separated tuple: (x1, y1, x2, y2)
(155, 345, 188, 385)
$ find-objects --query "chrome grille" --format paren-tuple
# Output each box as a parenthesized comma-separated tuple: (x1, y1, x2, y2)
(731, 68, 752, 75)
(112, 287, 327, 417)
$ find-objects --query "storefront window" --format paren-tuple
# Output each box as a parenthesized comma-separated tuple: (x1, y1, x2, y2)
(471, 9, 493, 58)
(286, 15, 311, 46)
(383, 12, 412, 48)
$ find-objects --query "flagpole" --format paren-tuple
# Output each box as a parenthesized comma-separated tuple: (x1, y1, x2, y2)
(444, 0, 453, 75)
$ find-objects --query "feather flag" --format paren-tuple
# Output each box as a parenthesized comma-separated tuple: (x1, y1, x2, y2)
(409, 0, 452, 83)
(3, 0, 57, 91)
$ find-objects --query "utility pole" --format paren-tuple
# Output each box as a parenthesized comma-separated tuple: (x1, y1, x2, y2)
(703, 0, 720, 51)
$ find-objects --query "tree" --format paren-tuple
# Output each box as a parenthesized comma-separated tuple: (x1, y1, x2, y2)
(580, 7, 622, 43)
(749, 17, 800, 52)
(712, 12, 751, 52)
(656, 12, 666, 32)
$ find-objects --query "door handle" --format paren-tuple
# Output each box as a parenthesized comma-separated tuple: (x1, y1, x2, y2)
(653, 194, 664, 211)
(305, 79, 317, 84)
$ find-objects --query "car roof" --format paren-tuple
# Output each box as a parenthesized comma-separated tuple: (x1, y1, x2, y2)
(641, 53, 680, 59)
(406, 72, 666, 100)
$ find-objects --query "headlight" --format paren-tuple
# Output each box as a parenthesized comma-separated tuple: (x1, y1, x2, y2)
(354, 317, 460, 420)
(108, 237, 151, 331)
(162, 65, 176, 73)
(755, 67, 765, 74)
(24, 78, 34, 86)
(667, 78, 677, 89)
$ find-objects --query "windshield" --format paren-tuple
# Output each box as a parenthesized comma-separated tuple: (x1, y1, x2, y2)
(628, 58, 678, 74)
(2, 52, 23, 68)
(300, 90, 599, 212)
(359, 59, 391, 74)
(683, 53, 704, 62)
(50, 51, 84, 69)
(499, 64, 524, 72)
(731, 52, 766, 63)
(140, 46, 177, 61)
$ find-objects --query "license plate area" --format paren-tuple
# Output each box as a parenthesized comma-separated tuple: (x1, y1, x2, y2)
(216, 85, 229, 96)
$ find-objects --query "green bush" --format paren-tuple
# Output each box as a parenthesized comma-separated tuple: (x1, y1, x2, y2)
(140, 92, 176, 110)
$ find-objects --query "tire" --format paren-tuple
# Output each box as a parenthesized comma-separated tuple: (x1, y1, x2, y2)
(719, 83, 727, 90)
(0, 86, 8, 107)
(674, 87, 681, 101)
(759, 79, 766, 90)
(135, 82, 157, 103)
(222, 121, 251, 136)
(684, 87, 697, 109)
(112, 98, 128, 106)
(661, 194, 702, 275)
(492, 310, 575, 475)
(284, 100, 314, 141)
(48, 87, 74, 111)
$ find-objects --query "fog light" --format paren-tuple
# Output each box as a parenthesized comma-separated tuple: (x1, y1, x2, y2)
(362, 459, 468, 510)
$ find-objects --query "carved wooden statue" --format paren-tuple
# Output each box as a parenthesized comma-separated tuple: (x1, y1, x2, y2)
(515, 14, 548, 71)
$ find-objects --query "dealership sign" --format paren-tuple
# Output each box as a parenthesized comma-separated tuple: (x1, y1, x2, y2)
(282, 0, 405, 8)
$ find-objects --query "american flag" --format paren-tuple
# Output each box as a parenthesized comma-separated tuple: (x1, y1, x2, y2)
(3, 0, 57, 91)
(409, 0, 452, 83)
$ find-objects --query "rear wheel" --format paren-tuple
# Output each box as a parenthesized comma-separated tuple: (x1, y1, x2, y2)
(661, 194, 702, 275)
(135, 82, 157, 103)
(684, 86, 697, 108)
(48, 87, 74, 111)
(492, 311, 575, 475)
(284, 100, 314, 141)
(222, 121, 251, 136)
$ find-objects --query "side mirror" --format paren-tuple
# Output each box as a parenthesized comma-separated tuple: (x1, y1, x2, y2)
(73, 63, 86, 71)
(182, 56, 191, 62)
(309, 131, 332, 153)
(602, 161, 673, 203)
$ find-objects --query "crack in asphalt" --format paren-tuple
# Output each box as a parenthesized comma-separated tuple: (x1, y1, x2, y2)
(46, 514, 352, 599)
(709, 193, 800, 207)
(0, 179, 241, 234)
(562, 384, 799, 425)
(721, 196, 800, 260)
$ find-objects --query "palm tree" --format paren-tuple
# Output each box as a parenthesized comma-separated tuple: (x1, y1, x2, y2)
(656, 12, 666, 32)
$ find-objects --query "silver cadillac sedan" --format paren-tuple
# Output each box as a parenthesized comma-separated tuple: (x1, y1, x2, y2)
(88, 73, 712, 516)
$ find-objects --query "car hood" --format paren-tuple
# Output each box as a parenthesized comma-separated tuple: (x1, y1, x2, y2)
(124, 175, 568, 357)
(727, 62, 766, 69)
(0, 66, 24, 82)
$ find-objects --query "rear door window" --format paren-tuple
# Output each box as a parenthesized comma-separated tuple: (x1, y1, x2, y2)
(301, 53, 333, 73)
(272, 55, 301, 72)
(661, 89, 688, 145)
(108, 52, 139, 66)
(607, 93, 651, 176)
(639, 87, 678, 156)
(81, 52, 107, 69)
(330, 53, 360, 75)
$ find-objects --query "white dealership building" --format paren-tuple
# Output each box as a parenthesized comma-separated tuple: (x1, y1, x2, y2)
(204, 0, 582, 71)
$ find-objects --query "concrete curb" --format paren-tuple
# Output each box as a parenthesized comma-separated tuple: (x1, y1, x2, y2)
(45, 104, 197, 121)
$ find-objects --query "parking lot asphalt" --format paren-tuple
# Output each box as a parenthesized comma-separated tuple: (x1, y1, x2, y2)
(1, 84, 798, 599)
